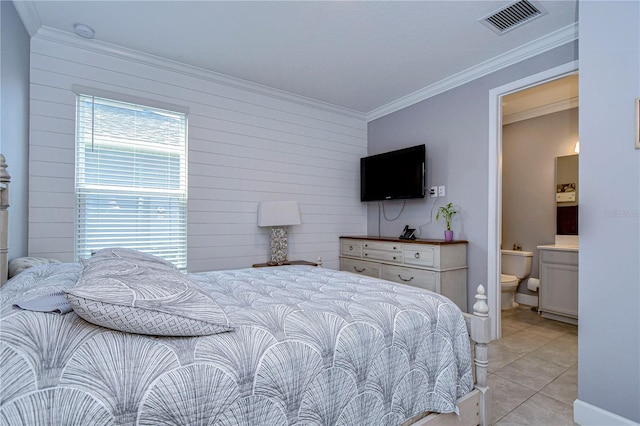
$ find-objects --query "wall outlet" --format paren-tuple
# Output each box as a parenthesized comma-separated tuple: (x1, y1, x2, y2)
(430, 186, 438, 197)
(438, 185, 446, 197)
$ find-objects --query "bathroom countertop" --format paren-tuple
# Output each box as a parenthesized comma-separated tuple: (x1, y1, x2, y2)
(537, 244, 579, 252)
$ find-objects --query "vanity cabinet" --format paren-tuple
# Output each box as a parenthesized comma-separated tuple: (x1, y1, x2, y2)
(339, 236, 468, 311)
(538, 246, 578, 324)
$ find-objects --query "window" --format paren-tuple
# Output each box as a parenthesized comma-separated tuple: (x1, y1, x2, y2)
(75, 94, 187, 269)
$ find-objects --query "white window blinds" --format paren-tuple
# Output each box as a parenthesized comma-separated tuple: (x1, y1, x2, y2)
(75, 94, 188, 269)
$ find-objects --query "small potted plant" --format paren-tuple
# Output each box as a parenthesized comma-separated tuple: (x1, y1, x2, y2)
(436, 202, 458, 242)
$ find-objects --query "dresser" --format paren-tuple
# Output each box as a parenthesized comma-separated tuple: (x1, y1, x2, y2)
(339, 236, 468, 311)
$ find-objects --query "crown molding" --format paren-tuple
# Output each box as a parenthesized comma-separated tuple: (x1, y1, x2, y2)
(26, 20, 578, 124)
(11, 0, 41, 36)
(32, 27, 366, 122)
(502, 96, 578, 125)
(366, 22, 579, 122)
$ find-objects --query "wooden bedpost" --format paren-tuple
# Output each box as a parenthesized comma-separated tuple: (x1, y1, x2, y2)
(0, 154, 10, 285)
(472, 285, 490, 387)
(468, 284, 491, 426)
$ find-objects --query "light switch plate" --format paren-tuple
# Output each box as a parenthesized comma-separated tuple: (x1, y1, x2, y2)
(438, 186, 446, 197)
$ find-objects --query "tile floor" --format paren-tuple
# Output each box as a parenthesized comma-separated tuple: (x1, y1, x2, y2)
(489, 305, 578, 425)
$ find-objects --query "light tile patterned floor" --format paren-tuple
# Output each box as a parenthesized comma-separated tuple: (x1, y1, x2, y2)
(489, 305, 578, 425)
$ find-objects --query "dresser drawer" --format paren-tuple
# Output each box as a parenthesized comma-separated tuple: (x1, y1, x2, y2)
(340, 258, 381, 278)
(382, 264, 436, 292)
(361, 240, 402, 252)
(363, 249, 403, 263)
(341, 239, 362, 257)
(361, 240, 402, 263)
(403, 246, 435, 267)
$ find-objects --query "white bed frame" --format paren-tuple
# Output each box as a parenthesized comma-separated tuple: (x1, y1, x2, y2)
(0, 153, 490, 424)
(0, 154, 10, 285)
(409, 286, 491, 426)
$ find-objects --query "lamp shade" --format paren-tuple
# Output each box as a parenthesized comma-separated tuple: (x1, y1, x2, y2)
(257, 201, 301, 227)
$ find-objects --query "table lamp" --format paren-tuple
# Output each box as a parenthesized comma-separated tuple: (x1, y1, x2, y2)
(257, 201, 301, 265)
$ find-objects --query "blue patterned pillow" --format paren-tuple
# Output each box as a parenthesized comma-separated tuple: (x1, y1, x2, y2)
(65, 254, 232, 336)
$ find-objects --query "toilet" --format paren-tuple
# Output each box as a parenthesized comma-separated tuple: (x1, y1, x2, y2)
(500, 249, 533, 310)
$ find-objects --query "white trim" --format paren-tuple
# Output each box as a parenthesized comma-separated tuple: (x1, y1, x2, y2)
(574, 399, 640, 426)
(488, 88, 502, 340)
(71, 85, 190, 115)
(17, 9, 577, 124)
(502, 96, 579, 125)
(32, 27, 366, 121)
(367, 23, 578, 122)
(487, 60, 578, 340)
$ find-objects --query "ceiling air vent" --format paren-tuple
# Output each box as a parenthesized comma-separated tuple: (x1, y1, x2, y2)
(480, 0, 547, 34)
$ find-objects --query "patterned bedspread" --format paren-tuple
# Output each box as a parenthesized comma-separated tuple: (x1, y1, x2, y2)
(0, 263, 473, 425)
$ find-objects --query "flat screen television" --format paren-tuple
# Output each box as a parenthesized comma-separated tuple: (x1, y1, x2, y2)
(360, 144, 426, 202)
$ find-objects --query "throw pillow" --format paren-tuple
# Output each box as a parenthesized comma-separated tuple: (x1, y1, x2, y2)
(65, 255, 232, 336)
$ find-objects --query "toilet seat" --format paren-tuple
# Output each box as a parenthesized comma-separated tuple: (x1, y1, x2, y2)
(500, 274, 520, 310)
(501, 274, 518, 288)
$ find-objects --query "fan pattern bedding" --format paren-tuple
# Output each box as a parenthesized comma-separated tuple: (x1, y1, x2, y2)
(0, 263, 473, 425)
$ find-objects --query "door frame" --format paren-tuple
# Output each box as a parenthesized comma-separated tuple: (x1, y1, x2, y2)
(487, 60, 579, 339)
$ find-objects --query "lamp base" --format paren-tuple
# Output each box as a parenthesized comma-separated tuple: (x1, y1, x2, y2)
(269, 227, 289, 265)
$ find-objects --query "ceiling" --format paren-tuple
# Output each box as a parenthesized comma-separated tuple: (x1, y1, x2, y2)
(13, 1, 578, 116)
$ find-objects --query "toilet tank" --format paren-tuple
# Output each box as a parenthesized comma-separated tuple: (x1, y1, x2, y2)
(501, 250, 533, 279)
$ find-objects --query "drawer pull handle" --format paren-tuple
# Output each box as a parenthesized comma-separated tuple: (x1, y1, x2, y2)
(398, 275, 414, 282)
(364, 253, 368, 257)
(393, 246, 397, 250)
(354, 267, 366, 273)
(414, 253, 420, 259)
(349, 245, 353, 251)
(393, 256, 397, 260)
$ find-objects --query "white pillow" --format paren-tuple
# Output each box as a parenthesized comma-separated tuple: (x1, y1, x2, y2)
(91, 247, 178, 270)
(65, 252, 232, 336)
(8, 257, 62, 278)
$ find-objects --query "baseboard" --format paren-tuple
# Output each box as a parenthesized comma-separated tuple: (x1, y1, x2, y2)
(515, 293, 538, 307)
(574, 399, 640, 426)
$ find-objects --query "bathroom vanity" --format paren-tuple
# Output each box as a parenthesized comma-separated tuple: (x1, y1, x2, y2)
(534, 154, 579, 325)
(537, 243, 578, 324)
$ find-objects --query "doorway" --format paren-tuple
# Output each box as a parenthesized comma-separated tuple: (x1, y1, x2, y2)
(487, 60, 578, 340)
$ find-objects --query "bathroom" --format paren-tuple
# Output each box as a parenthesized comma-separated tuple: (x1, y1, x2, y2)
(500, 74, 579, 326)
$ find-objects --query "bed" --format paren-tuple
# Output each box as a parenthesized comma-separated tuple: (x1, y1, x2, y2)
(0, 154, 490, 426)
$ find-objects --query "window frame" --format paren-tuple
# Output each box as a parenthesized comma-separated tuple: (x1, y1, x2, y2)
(74, 93, 188, 269)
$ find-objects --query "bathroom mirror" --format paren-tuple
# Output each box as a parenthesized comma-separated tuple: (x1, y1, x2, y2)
(555, 154, 579, 235)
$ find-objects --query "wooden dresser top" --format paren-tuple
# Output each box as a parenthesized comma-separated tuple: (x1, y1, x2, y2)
(340, 236, 468, 245)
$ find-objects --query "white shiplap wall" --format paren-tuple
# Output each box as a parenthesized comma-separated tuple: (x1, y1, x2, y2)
(28, 28, 367, 271)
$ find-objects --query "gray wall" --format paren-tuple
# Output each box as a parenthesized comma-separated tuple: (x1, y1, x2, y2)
(368, 42, 578, 311)
(502, 108, 578, 289)
(578, 1, 639, 422)
(0, 0, 29, 260)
